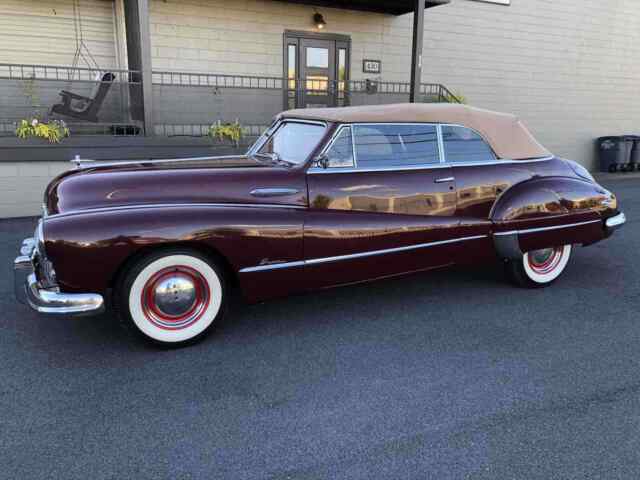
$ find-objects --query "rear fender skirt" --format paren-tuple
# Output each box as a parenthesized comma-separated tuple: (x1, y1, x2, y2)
(490, 176, 609, 259)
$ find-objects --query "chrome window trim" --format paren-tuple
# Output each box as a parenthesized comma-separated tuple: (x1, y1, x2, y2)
(493, 219, 601, 237)
(308, 125, 356, 172)
(248, 118, 328, 158)
(436, 124, 446, 164)
(308, 163, 453, 174)
(309, 122, 442, 174)
(239, 234, 487, 273)
(439, 123, 498, 163)
(351, 125, 358, 168)
(307, 121, 553, 174)
(308, 155, 554, 174)
(47, 202, 307, 219)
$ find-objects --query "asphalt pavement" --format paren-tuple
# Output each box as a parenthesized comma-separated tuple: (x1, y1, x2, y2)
(1, 177, 639, 480)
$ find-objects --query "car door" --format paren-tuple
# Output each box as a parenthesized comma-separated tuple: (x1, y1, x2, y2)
(304, 123, 461, 290)
(442, 124, 522, 264)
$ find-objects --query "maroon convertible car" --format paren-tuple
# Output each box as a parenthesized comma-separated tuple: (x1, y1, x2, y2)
(14, 104, 626, 346)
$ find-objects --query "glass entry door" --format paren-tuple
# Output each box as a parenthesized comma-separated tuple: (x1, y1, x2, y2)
(284, 32, 350, 109)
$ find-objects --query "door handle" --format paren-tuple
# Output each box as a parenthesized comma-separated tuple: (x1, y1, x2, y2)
(434, 177, 455, 183)
(250, 187, 300, 197)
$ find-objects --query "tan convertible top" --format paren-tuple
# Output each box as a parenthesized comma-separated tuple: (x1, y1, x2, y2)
(278, 103, 550, 160)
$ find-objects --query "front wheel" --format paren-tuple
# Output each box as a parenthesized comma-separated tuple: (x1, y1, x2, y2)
(505, 245, 572, 288)
(116, 249, 226, 346)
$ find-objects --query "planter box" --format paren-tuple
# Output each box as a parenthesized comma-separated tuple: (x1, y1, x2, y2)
(0, 135, 253, 162)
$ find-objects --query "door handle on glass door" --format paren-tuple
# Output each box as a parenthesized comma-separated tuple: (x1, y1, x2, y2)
(434, 177, 455, 183)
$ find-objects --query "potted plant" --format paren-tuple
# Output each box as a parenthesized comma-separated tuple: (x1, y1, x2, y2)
(15, 118, 70, 143)
(209, 120, 243, 147)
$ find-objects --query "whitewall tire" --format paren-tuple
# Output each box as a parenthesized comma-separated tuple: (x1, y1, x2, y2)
(118, 249, 226, 346)
(506, 244, 572, 288)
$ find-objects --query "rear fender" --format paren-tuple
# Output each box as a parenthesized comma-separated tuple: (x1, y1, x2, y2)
(490, 177, 610, 259)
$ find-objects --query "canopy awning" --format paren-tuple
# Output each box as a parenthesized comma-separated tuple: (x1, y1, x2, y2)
(273, 0, 451, 15)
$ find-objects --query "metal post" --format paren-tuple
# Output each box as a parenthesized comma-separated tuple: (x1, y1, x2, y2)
(409, 0, 425, 103)
(124, 0, 154, 135)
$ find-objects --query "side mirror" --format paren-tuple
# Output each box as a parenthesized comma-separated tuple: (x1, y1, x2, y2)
(314, 154, 329, 169)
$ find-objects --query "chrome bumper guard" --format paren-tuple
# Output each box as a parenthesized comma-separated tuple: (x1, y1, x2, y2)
(14, 237, 104, 315)
(605, 212, 626, 233)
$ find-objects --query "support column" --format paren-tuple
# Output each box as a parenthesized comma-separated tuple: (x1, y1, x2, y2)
(124, 0, 154, 135)
(409, 0, 425, 103)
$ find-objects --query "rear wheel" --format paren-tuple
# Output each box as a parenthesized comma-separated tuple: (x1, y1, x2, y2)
(116, 249, 226, 346)
(506, 245, 572, 288)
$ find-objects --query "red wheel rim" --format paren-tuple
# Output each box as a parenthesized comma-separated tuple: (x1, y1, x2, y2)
(527, 247, 564, 275)
(141, 265, 210, 330)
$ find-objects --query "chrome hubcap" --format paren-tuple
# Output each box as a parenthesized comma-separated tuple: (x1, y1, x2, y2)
(530, 248, 554, 266)
(153, 274, 197, 317)
(527, 246, 564, 275)
(141, 265, 211, 330)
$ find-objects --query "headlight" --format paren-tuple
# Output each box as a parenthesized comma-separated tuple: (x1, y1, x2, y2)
(566, 160, 595, 182)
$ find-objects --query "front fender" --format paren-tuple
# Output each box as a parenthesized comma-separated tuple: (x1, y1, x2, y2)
(43, 205, 304, 298)
(490, 177, 613, 258)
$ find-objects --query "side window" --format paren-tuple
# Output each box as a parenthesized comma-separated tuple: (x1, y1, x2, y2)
(442, 126, 496, 163)
(353, 124, 439, 168)
(324, 127, 354, 168)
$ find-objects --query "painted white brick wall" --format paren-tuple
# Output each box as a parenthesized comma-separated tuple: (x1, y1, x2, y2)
(0, 162, 69, 218)
(0, 0, 118, 68)
(149, 0, 640, 169)
(423, 0, 640, 170)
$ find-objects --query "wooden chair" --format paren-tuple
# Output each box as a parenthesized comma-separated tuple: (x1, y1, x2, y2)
(50, 72, 116, 123)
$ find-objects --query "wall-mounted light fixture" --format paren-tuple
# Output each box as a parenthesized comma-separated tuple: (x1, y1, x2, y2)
(313, 12, 326, 29)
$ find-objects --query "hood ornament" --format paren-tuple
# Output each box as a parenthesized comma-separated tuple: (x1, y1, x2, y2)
(70, 155, 95, 169)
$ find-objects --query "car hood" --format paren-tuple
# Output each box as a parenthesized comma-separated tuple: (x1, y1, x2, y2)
(45, 156, 308, 215)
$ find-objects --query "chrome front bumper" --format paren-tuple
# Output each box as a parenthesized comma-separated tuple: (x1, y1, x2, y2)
(605, 212, 626, 233)
(14, 237, 105, 315)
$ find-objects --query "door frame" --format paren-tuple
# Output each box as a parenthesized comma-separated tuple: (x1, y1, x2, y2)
(283, 30, 351, 110)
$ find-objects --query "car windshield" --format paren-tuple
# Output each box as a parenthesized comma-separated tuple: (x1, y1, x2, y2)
(255, 121, 326, 165)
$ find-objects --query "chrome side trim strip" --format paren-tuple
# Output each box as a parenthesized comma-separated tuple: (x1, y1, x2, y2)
(240, 260, 306, 273)
(494, 219, 601, 236)
(70, 155, 250, 170)
(239, 235, 487, 273)
(48, 202, 307, 219)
